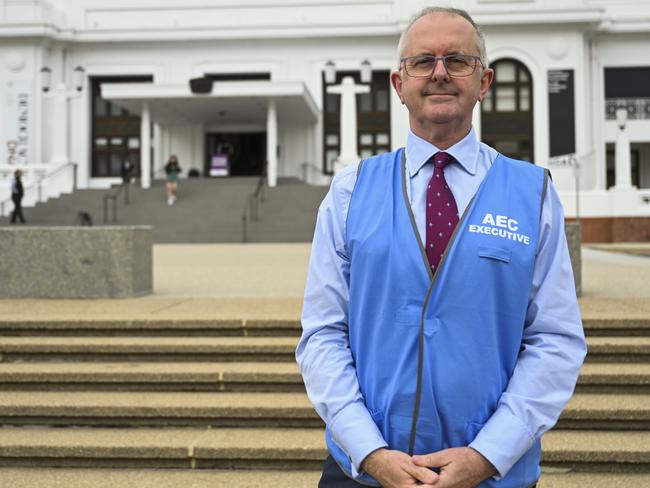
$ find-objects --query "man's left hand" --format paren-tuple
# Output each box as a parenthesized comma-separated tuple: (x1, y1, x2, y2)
(412, 447, 497, 488)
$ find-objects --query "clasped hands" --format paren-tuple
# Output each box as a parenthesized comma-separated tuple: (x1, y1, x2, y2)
(360, 446, 497, 488)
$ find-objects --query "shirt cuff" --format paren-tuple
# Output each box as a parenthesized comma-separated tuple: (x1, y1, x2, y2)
(329, 402, 388, 479)
(468, 406, 536, 479)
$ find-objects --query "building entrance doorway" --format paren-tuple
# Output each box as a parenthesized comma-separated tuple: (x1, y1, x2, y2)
(205, 133, 266, 176)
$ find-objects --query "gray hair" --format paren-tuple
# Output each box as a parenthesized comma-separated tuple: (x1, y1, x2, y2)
(397, 7, 488, 68)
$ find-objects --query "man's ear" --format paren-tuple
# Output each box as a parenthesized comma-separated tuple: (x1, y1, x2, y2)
(478, 67, 494, 101)
(390, 70, 405, 104)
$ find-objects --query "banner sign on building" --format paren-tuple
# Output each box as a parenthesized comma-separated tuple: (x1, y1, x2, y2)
(5, 80, 31, 165)
(548, 70, 575, 158)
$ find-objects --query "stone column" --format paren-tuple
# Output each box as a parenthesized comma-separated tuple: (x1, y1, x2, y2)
(140, 102, 151, 189)
(153, 123, 163, 178)
(614, 121, 632, 189)
(266, 99, 278, 188)
(327, 76, 370, 172)
(49, 83, 69, 165)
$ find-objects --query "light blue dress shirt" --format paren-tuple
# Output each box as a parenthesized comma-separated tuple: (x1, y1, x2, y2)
(296, 127, 586, 480)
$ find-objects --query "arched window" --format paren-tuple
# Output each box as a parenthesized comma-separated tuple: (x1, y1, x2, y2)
(481, 59, 534, 162)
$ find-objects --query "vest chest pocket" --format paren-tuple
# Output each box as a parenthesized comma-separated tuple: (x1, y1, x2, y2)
(477, 246, 511, 263)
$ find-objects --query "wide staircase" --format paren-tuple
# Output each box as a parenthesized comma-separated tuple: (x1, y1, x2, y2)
(4, 177, 328, 243)
(0, 315, 648, 487)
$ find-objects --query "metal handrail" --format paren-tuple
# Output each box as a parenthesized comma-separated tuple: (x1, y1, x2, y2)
(0, 162, 77, 217)
(300, 161, 323, 182)
(103, 183, 127, 224)
(242, 165, 268, 243)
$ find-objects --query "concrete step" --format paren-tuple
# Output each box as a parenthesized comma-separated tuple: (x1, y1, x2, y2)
(0, 362, 303, 392)
(576, 363, 650, 393)
(11, 178, 263, 243)
(582, 318, 650, 337)
(559, 393, 650, 429)
(0, 362, 647, 393)
(541, 430, 650, 472)
(538, 472, 650, 487)
(0, 391, 645, 429)
(0, 428, 646, 472)
(0, 391, 321, 427)
(0, 468, 322, 488)
(0, 469, 648, 488)
(586, 337, 650, 362)
(0, 427, 327, 469)
(0, 468, 321, 488)
(0, 317, 647, 337)
(0, 336, 647, 363)
(0, 319, 301, 337)
(0, 337, 297, 362)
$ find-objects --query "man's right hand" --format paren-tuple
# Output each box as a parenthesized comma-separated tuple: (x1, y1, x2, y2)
(361, 448, 440, 488)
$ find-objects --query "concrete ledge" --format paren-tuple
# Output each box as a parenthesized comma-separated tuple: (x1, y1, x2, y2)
(0, 227, 152, 298)
(565, 222, 582, 296)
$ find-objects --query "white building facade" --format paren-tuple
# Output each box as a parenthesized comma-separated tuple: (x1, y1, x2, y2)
(1, 0, 649, 241)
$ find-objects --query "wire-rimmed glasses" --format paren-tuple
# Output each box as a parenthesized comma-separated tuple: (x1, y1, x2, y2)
(400, 54, 483, 78)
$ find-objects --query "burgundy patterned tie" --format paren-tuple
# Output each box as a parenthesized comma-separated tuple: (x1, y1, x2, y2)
(425, 152, 459, 272)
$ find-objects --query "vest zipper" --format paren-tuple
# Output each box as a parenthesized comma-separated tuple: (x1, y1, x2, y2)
(401, 149, 479, 455)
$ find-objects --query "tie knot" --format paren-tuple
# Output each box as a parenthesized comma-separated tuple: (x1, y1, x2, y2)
(433, 152, 453, 169)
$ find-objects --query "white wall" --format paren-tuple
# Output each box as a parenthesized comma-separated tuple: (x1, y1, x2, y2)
(1, 0, 649, 215)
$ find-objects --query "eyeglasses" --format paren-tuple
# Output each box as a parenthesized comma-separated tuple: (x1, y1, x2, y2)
(400, 54, 482, 78)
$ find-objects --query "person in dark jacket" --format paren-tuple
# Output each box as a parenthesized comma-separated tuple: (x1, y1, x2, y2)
(10, 169, 25, 224)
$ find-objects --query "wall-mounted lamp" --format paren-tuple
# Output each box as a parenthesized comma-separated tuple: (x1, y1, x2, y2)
(616, 105, 628, 130)
(40, 66, 52, 93)
(324, 60, 336, 84)
(73, 66, 85, 92)
(360, 59, 372, 84)
(40, 66, 85, 93)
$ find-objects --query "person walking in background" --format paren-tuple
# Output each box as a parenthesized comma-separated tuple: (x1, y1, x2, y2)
(164, 155, 182, 205)
(121, 159, 134, 184)
(297, 6, 586, 488)
(10, 169, 25, 224)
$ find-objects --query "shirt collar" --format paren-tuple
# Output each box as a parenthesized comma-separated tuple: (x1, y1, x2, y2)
(406, 127, 479, 177)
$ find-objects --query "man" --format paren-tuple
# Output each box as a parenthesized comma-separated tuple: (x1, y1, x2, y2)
(297, 6, 586, 488)
(121, 159, 134, 184)
(10, 169, 25, 224)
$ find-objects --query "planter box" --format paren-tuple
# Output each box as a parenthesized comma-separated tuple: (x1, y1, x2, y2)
(565, 222, 582, 297)
(0, 226, 152, 298)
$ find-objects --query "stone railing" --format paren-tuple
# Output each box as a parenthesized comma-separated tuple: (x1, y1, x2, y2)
(0, 162, 77, 216)
(0, 226, 152, 298)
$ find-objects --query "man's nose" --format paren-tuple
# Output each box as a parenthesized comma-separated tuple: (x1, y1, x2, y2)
(431, 58, 450, 81)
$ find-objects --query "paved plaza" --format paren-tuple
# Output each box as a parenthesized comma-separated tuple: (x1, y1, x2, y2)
(0, 243, 648, 320)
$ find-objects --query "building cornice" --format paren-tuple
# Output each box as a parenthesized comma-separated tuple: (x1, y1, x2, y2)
(2, 5, 650, 42)
(472, 7, 605, 28)
(0, 22, 72, 40)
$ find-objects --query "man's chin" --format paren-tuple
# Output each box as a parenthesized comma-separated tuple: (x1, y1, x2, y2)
(420, 107, 459, 125)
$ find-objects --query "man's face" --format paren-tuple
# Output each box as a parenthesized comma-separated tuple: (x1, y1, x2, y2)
(391, 13, 493, 135)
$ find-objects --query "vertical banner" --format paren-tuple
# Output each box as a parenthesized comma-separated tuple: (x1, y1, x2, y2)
(5, 80, 32, 165)
(548, 70, 575, 158)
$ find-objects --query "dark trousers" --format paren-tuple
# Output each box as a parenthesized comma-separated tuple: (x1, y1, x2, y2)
(10, 196, 25, 223)
(319, 456, 366, 487)
(318, 455, 537, 488)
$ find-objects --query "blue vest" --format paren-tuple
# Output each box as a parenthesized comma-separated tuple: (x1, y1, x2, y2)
(326, 148, 547, 487)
